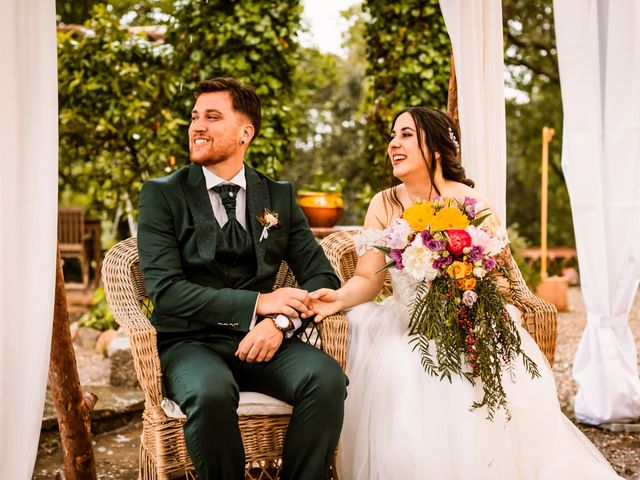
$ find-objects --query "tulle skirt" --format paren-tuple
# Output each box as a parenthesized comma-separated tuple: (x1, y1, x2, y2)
(338, 298, 622, 480)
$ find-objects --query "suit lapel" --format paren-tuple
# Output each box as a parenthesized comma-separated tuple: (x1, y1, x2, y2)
(182, 164, 219, 273)
(245, 165, 271, 279)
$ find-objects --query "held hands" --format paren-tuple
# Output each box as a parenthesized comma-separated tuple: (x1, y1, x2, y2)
(235, 318, 283, 363)
(237, 287, 312, 363)
(256, 287, 313, 319)
(309, 289, 343, 322)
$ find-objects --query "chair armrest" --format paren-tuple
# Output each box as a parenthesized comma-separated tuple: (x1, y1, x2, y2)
(317, 313, 349, 371)
(124, 321, 164, 409)
(102, 237, 164, 409)
(497, 248, 558, 365)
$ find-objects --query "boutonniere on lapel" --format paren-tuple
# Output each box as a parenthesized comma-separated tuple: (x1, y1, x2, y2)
(257, 209, 279, 242)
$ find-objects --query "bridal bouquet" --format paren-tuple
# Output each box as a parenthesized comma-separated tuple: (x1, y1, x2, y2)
(378, 197, 539, 420)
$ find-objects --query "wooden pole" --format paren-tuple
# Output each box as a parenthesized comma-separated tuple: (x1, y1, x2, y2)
(49, 247, 97, 479)
(447, 50, 460, 135)
(540, 126, 555, 278)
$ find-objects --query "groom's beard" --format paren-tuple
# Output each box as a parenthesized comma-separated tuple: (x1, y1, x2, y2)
(190, 137, 238, 167)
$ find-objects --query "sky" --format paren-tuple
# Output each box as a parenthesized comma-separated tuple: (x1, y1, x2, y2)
(300, 0, 361, 57)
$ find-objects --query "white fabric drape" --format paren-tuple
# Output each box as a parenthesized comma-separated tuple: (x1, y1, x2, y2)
(554, 0, 640, 424)
(439, 0, 507, 221)
(0, 0, 59, 477)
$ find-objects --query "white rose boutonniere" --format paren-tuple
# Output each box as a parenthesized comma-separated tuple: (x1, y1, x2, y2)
(257, 209, 279, 242)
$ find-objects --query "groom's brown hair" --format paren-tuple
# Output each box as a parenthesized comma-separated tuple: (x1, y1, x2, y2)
(194, 77, 262, 142)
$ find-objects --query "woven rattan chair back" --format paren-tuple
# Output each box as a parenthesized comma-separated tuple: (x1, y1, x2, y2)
(102, 236, 347, 480)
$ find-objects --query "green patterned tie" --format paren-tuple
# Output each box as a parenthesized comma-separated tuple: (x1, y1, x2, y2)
(212, 184, 249, 252)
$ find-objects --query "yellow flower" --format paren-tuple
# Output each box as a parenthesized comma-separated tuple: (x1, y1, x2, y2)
(431, 207, 470, 231)
(447, 261, 468, 280)
(402, 202, 435, 232)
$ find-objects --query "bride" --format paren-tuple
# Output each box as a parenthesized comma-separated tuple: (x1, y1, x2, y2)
(310, 107, 621, 479)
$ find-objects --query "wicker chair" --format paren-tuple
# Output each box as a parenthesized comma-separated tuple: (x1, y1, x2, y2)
(102, 237, 348, 480)
(319, 231, 558, 366)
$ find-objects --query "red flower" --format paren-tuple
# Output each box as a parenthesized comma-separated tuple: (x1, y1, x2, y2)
(446, 229, 472, 256)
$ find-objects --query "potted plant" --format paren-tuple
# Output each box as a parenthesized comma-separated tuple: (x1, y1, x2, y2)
(297, 171, 346, 228)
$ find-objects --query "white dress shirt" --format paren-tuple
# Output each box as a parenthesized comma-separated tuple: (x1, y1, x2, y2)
(202, 165, 247, 229)
(201, 166, 300, 336)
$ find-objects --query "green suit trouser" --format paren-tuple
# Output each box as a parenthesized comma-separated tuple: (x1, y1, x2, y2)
(158, 331, 347, 480)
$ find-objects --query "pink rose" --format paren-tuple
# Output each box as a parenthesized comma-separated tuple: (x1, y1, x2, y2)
(446, 229, 472, 256)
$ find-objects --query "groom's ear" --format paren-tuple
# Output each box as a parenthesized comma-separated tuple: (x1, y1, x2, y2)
(241, 123, 255, 145)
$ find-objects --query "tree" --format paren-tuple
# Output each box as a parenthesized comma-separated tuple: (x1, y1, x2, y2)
(56, 0, 174, 25)
(167, 0, 303, 177)
(363, 0, 451, 189)
(57, 5, 185, 226)
(284, 5, 370, 224)
(502, 0, 573, 247)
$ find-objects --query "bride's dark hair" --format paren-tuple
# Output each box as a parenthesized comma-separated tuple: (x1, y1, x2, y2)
(382, 107, 475, 219)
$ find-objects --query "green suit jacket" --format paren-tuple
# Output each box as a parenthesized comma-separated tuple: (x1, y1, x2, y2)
(137, 163, 340, 334)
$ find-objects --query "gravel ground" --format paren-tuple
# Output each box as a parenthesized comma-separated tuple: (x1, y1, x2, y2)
(553, 287, 640, 479)
(36, 286, 640, 479)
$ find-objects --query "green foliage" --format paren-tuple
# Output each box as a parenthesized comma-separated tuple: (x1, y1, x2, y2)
(56, 0, 174, 25)
(167, 0, 303, 177)
(283, 5, 371, 225)
(57, 5, 186, 221)
(57, 1, 302, 232)
(298, 171, 347, 194)
(363, 0, 451, 188)
(79, 287, 119, 331)
(503, 0, 574, 247)
(409, 273, 540, 421)
(56, 0, 102, 23)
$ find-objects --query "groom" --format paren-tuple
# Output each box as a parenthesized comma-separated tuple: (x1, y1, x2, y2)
(137, 77, 346, 480)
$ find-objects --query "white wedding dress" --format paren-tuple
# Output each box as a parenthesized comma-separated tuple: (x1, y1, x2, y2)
(338, 265, 622, 479)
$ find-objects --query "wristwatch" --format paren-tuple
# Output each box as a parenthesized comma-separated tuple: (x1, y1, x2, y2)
(270, 315, 293, 334)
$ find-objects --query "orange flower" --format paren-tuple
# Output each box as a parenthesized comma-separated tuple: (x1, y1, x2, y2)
(464, 262, 473, 276)
(447, 261, 468, 280)
(457, 277, 477, 291)
(431, 207, 470, 231)
(402, 202, 435, 232)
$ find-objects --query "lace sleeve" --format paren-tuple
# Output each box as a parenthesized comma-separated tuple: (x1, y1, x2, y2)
(352, 229, 387, 256)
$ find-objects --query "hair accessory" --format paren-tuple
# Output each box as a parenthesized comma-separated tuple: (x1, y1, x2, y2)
(448, 127, 460, 155)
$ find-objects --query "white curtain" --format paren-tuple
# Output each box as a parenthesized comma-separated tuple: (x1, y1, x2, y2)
(554, 0, 640, 424)
(439, 0, 507, 221)
(0, 0, 59, 477)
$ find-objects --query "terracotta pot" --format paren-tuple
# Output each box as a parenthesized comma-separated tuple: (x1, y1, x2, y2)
(535, 275, 569, 311)
(297, 191, 344, 228)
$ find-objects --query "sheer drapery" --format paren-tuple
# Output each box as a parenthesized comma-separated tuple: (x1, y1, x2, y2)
(0, 0, 58, 477)
(439, 0, 507, 221)
(554, 0, 640, 424)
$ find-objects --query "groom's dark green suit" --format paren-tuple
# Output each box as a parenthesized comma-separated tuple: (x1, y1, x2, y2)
(137, 163, 345, 480)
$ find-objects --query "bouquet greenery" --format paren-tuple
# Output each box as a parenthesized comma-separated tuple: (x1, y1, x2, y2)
(378, 197, 540, 420)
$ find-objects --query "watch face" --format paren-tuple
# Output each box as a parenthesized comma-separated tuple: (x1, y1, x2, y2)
(275, 316, 290, 329)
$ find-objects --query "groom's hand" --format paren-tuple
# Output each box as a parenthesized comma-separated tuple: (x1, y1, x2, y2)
(256, 287, 313, 319)
(235, 318, 283, 362)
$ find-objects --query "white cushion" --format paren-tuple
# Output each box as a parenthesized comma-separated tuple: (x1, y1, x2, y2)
(238, 391, 293, 416)
(161, 392, 293, 420)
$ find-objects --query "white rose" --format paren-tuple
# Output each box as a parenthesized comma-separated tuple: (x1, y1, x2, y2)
(264, 213, 278, 227)
(401, 244, 438, 281)
(473, 266, 486, 278)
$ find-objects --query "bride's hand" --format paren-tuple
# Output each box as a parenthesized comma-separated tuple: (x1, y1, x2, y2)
(309, 288, 343, 322)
